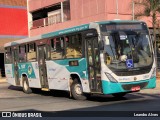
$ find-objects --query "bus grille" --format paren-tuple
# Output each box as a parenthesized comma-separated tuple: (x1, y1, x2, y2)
(115, 69, 150, 76)
(122, 82, 148, 91)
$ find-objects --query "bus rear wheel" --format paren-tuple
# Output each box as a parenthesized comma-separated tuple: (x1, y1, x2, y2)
(71, 79, 87, 100)
(112, 93, 126, 98)
(22, 77, 32, 94)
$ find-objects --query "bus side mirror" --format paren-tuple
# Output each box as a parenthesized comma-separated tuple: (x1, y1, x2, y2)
(99, 41, 104, 50)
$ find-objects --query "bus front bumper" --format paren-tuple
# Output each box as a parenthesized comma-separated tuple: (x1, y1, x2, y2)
(102, 77, 156, 94)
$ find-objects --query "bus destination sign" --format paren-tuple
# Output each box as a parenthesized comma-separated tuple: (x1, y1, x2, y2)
(101, 24, 144, 31)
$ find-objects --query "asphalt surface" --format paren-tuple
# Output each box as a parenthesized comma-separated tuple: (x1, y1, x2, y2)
(0, 80, 160, 112)
(0, 79, 160, 120)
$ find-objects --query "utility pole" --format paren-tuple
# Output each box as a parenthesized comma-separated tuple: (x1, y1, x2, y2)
(116, 0, 119, 19)
(132, 0, 135, 20)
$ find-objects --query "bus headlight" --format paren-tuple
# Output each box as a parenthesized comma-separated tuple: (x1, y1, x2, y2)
(150, 68, 156, 79)
(105, 72, 118, 83)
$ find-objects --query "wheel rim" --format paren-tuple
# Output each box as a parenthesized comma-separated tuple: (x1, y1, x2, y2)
(24, 81, 28, 91)
(74, 84, 82, 95)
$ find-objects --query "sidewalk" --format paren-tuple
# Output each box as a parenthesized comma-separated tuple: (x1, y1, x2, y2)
(0, 77, 6, 83)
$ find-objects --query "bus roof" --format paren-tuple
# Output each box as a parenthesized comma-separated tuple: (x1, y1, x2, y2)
(4, 20, 144, 47)
(97, 20, 144, 24)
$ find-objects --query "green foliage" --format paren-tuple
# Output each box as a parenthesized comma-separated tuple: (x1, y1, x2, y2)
(134, 0, 160, 22)
(133, 0, 160, 63)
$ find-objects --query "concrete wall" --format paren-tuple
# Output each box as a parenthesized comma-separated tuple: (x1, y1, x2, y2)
(0, 7, 28, 36)
(28, 0, 159, 37)
(0, 0, 26, 6)
(28, 0, 64, 12)
(0, 0, 28, 51)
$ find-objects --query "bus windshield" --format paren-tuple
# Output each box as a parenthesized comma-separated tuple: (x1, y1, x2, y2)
(103, 32, 153, 70)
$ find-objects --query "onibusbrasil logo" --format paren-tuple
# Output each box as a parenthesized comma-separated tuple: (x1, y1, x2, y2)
(1, 112, 42, 117)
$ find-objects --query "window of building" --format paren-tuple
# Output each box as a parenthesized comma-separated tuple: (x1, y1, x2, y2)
(51, 37, 64, 59)
(5, 47, 12, 64)
(19, 45, 27, 62)
(30, 0, 71, 29)
(27, 43, 36, 61)
(66, 34, 82, 58)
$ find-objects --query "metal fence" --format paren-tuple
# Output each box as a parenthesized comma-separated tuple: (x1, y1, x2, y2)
(30, 14, 62, 29)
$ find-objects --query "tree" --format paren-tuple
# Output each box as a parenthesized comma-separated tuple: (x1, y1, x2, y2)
(133, 0, 160, 55)
(132, 0, 160, 74)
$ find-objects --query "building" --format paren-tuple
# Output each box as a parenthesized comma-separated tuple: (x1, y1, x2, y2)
(0, 0, 28, 76)
(27, 0, 160, 72)
(27, 0, 160, 37)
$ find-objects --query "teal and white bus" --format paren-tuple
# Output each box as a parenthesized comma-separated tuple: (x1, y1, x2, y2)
(4, 20, 156, 100)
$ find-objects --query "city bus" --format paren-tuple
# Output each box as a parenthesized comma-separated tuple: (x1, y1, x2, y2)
(4, 20, 156, 100)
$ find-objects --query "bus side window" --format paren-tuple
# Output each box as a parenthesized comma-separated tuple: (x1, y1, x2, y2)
(19, 45, 27, 62)
(50, 37, 64, 59)
(66, 34, 82, 58)
(27, 43, 36, 61)
(5, 47, 12, 64)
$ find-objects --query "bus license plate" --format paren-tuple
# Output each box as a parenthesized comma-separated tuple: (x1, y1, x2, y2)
(131, 86, 140, 91)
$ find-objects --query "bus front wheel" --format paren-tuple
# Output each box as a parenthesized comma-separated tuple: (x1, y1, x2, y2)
(22, 77, 32, 94)
(112, 93, 127, 98)
(71, 79, 87, 100)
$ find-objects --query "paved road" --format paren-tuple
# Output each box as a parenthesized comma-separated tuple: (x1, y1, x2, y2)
(0, 82, 160, 112)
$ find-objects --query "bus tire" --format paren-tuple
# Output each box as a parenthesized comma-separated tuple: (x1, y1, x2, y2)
(22, 77, 32, 94)
(112, 92, 126, 98)
(71, 79, 87, 100)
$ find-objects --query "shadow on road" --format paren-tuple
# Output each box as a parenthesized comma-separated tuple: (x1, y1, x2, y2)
(7, 85, 148, 103)
(137, 92, 160, 99)
(5, 85, 160, 112)
(8, 85, 23, 91)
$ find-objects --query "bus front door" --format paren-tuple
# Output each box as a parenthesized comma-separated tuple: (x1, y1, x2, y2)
(86, 37, 102, 93)
(37, 45, 49, 90)
(12, 48, 20, 85)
